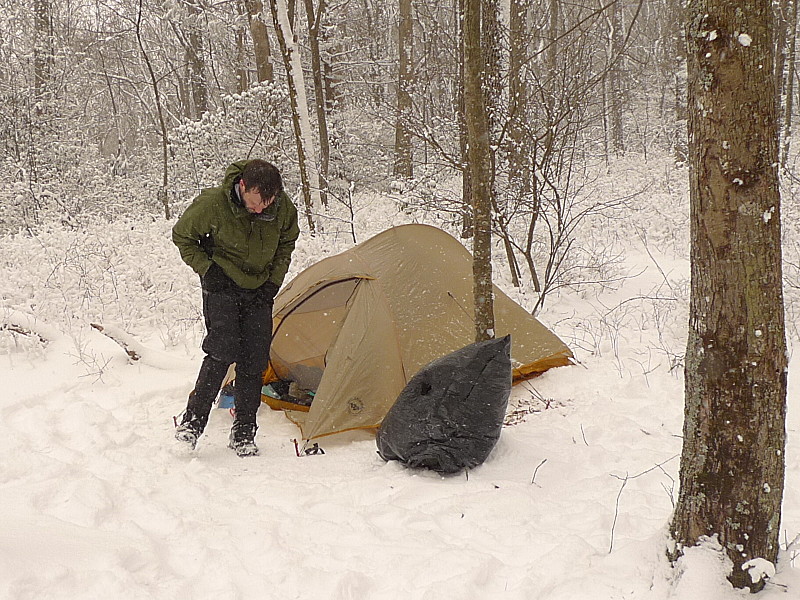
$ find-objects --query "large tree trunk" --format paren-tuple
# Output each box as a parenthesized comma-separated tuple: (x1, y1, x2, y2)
(783, 0, 799, 164)
(775, 0, 790, 120)
(270, 0, 322, 234)
(235, 1, 249, 93)
(394, 0, 413, 178)
(182, 0, 208, 118)
(464, 0, 495, 342)
(671, 0, 787, 592)
(247, 0, 274, 82)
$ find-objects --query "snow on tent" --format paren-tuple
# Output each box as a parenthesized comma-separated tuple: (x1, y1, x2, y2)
(261, 224, 573, 441)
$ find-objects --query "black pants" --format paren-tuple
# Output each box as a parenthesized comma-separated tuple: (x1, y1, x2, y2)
(186, 265, 274, 429)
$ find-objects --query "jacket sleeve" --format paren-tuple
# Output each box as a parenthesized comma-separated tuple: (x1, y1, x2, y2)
(172, 196, 215, 276)
(268, 195, 300, 287)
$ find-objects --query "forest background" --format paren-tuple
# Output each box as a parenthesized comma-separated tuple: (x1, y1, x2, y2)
(8, 0, 800, 308)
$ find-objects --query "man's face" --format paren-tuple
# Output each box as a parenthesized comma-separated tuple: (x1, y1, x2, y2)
(240, 181, 274, 214)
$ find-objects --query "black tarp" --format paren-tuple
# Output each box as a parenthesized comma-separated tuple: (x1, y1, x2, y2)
(376, 335, 512, 474)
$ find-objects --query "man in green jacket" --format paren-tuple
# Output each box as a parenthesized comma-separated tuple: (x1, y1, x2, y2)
(172, 159, 300, 456)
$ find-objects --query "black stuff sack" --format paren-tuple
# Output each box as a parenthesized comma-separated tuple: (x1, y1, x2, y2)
(376, 335, 512, 474)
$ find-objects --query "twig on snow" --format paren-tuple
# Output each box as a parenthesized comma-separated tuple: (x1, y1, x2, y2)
(90, 323, 141, 362)
(0, 323, 49, 344)
(609, 473, 628, 554)
(531, 458, 548, 485)
(785, 532, 800, 568)
(608, 455, 679, 553)
(1, 311, 65, 346)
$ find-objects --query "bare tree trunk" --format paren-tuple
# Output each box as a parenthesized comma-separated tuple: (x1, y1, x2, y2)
(601, 78, 610, 167)
(667, 0, 688, 163)
(182, 0, 208, 118)
(304, 0, 330, 206)
(135, 0, 170, 219)
(480, 0, 520, 286)
(394, 0, 413, 178)
(248, 0, 274, 82)
(508, 0, 531, 204)
(783, 0, 798, 164)
(361, 0, 385, 107)
(608, 0, 625, 156)
(33, 0, 53, 105)
(30, 0, 53, 198)
(322, 42, 340, 112)
(97, 50, 127, 174)
(512, 0, 542, 293)
(235, 1, 249, 92)
(672, 0, 787, 591)
(482, 0, 502, 162)
(270, 0, 321, 234)
(457, 0, 472, 239)
(775, 0, 789, 119)
(464, 0, 495, 342)
(546, 0, 558, 86)
(543, 0, 558, 161)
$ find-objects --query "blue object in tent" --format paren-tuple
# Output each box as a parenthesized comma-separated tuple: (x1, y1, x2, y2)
(217, 388, 235, 409)
(261, 384, 281, 399)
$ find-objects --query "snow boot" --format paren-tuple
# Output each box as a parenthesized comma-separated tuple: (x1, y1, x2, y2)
(229, 421, 259, 457)
(175, 405, 206, 450)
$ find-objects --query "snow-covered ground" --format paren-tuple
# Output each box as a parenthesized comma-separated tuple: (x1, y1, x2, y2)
(1, 156, 798, 599)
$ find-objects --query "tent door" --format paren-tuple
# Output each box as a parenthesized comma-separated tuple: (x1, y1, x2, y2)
(269, 278, 362, 391)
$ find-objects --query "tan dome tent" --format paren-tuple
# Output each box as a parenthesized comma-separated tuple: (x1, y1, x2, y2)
(262, 224, 572, 441)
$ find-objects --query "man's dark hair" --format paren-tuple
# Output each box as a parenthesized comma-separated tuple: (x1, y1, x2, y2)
(241, 160, 283, 200)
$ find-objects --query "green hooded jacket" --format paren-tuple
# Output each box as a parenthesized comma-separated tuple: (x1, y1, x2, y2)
(172, 160, 300, 290)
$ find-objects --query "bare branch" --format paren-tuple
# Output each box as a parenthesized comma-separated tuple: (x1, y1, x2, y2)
(90, 323, 141, 362)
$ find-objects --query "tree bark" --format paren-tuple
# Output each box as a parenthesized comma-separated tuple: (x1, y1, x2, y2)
(136, 0, 170, 219)
(270, 0, 322, 234)
(783, 0, 798, 164)
(457, 0, 473, 238)
(508, 0, 531, 207)
(481, 0, 502, 157)
(394, 0, 414, 178)
(607, 0, 625, 156)
(671, 0, 787, 591)
(304, 0, 330, 206)
(235, 1, 249, 92)
(464, 0, 495, 342)
(668, 0, 689, 163)
(247, 0, 274, 82)
(542, 0, 559, 159)
(775, 0, 789, 119)
(33, 0, 53, 105)
(182, 0, 208, 118)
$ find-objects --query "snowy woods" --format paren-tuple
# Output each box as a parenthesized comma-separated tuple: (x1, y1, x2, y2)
(5, 2, 690, 256)
(3, 0, 800, 597)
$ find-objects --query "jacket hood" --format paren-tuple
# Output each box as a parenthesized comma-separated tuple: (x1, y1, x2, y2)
(221, 160, 249, 190)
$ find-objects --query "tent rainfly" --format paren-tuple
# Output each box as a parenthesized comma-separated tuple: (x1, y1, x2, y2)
(262, 224, 573, 441)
